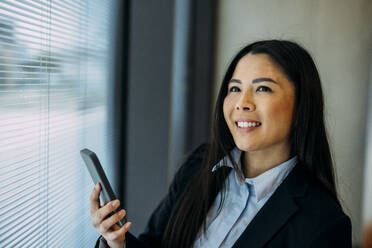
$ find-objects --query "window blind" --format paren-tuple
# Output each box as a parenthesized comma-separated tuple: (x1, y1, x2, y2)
(0, 0, 117, 247)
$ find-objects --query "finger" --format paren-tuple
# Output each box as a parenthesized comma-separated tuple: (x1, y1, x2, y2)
(105, 222, 132, 242)
(111, 224, 120, 231)
(90, 183, 101, 216)
(100, 209, 127, 233)
(94, 199, 120, 226)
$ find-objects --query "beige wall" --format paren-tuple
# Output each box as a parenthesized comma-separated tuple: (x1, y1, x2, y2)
(214, 0, 372, 245)
(363, 60, 372, 230)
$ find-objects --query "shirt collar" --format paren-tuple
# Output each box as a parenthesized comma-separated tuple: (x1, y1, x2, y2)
(211, 147, 242, 172)
(211, 147, 297, 202)
(244, 156, 297, 202)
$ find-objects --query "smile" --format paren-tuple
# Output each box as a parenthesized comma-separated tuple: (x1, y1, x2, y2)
(234, 121, 261, 133)
(236, 121, 262, 128)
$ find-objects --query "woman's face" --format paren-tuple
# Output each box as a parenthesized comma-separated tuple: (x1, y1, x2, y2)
(223, 53, 295, 154)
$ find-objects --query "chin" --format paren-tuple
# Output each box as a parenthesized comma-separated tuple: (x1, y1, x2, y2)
(235, 142, 260, 152)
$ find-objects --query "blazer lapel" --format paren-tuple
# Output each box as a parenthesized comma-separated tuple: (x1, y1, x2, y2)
(232, 165, 308, 248)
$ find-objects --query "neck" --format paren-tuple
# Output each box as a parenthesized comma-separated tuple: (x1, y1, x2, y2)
(242, 142, 291, 178)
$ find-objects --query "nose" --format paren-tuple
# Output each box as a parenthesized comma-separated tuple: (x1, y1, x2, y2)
(236, 92, 256, 111)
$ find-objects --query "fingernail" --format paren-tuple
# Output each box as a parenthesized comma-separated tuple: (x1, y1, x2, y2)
(95, 183, 99, 190)
(125, 222, 131, 229)
(112, 200, 119, 207)
(119, 210, 125, 216)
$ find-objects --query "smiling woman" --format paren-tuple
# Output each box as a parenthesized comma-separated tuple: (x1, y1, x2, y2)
(93, 40, 352, 248)
(223, 53, 295, 178)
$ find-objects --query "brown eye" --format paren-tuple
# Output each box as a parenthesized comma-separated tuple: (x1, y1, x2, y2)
(229, 86, 240, 92)
(257, 86, 272, 92)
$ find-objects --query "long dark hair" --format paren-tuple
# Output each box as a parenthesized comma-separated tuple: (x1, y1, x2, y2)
(162, 40, 339, 248)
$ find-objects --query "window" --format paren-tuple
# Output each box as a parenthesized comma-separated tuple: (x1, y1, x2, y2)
(0, 0, 117, 246)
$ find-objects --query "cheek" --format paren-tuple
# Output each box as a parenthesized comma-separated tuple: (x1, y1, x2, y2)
(264, 98, 294, 127)
(222, 98, 230, 122)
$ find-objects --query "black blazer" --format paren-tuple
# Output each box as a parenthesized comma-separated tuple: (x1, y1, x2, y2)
(97, 144, 352, 248)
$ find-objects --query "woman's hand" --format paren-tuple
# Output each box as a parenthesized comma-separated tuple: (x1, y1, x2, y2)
(90, 183, 132, 248)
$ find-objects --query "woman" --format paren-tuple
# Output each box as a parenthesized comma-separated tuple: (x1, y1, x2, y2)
(91, 40, 352, 248)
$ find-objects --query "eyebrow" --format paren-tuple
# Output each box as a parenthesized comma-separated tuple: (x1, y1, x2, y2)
(229, 77, 278, 84)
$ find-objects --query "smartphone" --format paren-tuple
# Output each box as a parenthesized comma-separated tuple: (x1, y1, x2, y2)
(80, 148, 126, 226)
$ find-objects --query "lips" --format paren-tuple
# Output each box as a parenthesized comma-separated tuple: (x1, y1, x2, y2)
(234, 119, 262, 133)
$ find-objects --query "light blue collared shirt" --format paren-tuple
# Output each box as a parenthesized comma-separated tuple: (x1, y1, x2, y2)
(193, 147, 297, 248)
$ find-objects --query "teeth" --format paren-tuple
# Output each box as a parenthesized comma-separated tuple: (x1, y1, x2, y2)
(237, 121, 261, 128)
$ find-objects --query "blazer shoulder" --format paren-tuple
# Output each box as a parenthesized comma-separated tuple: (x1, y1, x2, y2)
(304, 179, 352, 247)
(305, 178, 347, 219)
(279, 168, 352, 246)
(133, 144, 210, 248)
(173, 143, 209, 184)
(293, 174, 351, 238)
(181, 143, 209, 168)
(288, 165, 347, 220)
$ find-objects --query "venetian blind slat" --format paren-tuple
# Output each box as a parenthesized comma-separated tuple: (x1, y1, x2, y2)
(0, 0, 116, 247)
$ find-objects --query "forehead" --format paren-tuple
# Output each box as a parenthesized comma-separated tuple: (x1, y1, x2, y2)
(232, 53, 287, 81)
